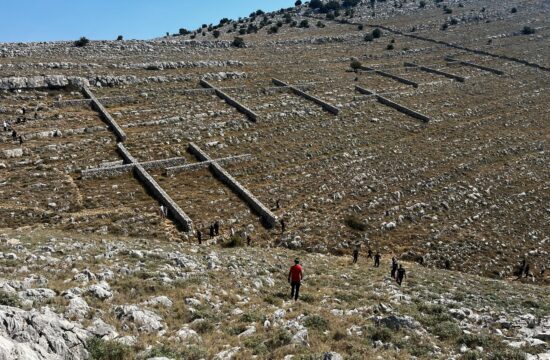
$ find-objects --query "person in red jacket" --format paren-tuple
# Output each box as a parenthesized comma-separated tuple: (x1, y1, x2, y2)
(288, 258, 304, 301)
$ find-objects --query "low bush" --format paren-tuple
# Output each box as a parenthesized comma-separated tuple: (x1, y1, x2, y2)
(522, 26, 535, 35)
(74, 37, 90, 47)
(86, 337, 135, 360)
(345, 215, 367, 231)
(304, 315, 329, 331)
(0, 290, 21, 307)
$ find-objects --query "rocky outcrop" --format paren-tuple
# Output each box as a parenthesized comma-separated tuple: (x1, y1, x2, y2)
(0, 306, 89, 360)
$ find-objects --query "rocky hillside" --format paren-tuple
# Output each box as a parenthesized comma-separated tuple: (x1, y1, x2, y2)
(0, 0, 549, 358)
(0, 228, 549, 359)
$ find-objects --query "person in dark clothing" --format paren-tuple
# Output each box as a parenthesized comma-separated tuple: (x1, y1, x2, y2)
(18, 136, 23, 145)
(247, 235, 252, 246)
(419, 256, 425, 266)
(374, 252, 381, 267)
(352, 245, 359, 264)
(196, 230, 202, 245)
(289, 258, 303, 301)
(209, 224, 215, 237)
(12, 130, 17, 140)
(391, 257, 398, 279)
(517, 259, 527, 279)
(541, 265, 546, 276)
(396, 265, 406, 286)
(524, 264, 530, 278)
(445, 259, 451, 270)
(276, 199, 281, 209)
(213, 221, 219, 236)
(280, 219, 286, 233)
(367, 249, 373, 259)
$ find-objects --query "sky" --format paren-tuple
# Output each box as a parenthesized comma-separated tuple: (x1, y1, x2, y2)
(0, 0, 296, 43)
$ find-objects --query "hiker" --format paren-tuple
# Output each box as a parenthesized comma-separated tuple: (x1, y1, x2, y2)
(391, 257, 398, 279)
(541, 265, 546, 276)
(280, 219, 286, 233)
(276, 199, 281, 209)
(2, 121, 7, 132)
(524, 264, 530, 278)
(196, 230, 202, 245)
(288, 258, 303, 301)
(11, 130, 17, 140)
(445, 259, 451, 270)
(247, 235, 252, 247)
(18, 136, 23, 145)
(352, 245, 360, 264)
(396, 265, 406, 286)
(419, 256, 425, 266)
(374, 252, 381, 267)
(367, 248, 373, 259)
(213, 221, 219, 236)
(159, 205, 166, 219)
(517, 259, 527, 279)
(209, 224, 215, 237)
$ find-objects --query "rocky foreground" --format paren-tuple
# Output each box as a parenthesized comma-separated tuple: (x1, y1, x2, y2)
(0, 228, 548, 359)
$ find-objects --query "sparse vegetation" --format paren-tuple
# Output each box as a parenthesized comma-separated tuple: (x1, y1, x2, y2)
(345, 215, 367, 231)
(350, 60, 362, 70)
(86, 337, 134, 360)
(372, 28, 382, 38)
(299, 19, 310, 28)
(0, 290, 20, 307)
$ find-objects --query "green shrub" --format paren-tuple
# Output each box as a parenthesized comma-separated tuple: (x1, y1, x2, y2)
(419, 0, 427, 8)
(223, 235, 244, 248)
(266, 329, 292, 350)
(522, 26, 535, 35)
(213, 30, 221, 38)
(317, 21, 325, 28)
(232, 37, 246, 48)
(0, 290, 21, 307)
(299, 20, 310, 28)
(304, 315, 329, 331)
(86, 337, 135, 360)
(345, 215, 367, 231)
(191, 319, 215, 334)
(364, 33, 374, 42)
(74, 37, 90, 47)
(358, 24, 364, 30)
(459, 351, 484, 360)
(511, 7, 517, 13)
(116, 35, 123, 41)
(268, 26, 279, 34)
(372, 28, 382, 38)
(350, 60, 362, 70)
(386, 43, 394, 50)
(433, 321, 462, 340)
(488, 349, 526, 360)
(369, 326, 393, 342)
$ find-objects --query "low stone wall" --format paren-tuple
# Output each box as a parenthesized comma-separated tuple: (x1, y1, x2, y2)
(359, 66, 419, 88)
(81, 164, 135, 179)
(82, 86, 127, 142)
(53, 96, 134, 108)
(272, 78, 339, 115)
(166, 154, 251, 176)
(445, 57, 504, 75)
(188, 143, 277, 227)
(404, 62, 465, 82)
(355, 86, 430, 123)
(200, 80, 258, 122)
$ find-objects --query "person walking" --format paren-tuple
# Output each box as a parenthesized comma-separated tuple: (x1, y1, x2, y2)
(280, 219, 286, 233)
(352, 245, 360, 264)
(367, 248, 373, 259)
(209, 224, 215, 238)
(18, 135, 23, 145)
(391, 257, 398, 279)
(374, 252, 381, 268)
(288, 258, 303, 301)
(214, 221, 220, 236)
(396, 265, 406, 286)
(247, 235, 252, 247)
(196, 229, 202, 245)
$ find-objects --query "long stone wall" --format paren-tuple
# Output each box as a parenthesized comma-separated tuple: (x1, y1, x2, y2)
(360, 23, 550, 72)
(188, 143, 277, 227)
(200, 80, 259, 122)
(355, 86, 430, 123)
(117, 143, 193, 232)
(445, 57, 504, 75)
(53, 96, 134, 108)
(82, 86, 127, 142)
(272, 78, 340, 115)
(359, 66, 419, 88)
(404, 62, 466, 82)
